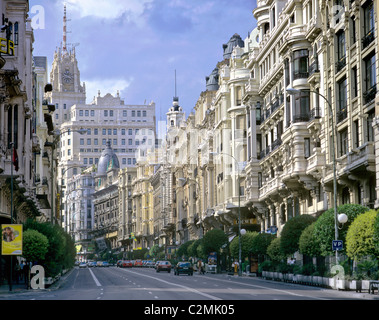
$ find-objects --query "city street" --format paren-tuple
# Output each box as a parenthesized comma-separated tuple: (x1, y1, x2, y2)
(0, 265, 374, 301)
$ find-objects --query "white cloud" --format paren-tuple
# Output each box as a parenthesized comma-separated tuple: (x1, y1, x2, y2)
(61, 0, 152, 20)
(83, 77, 133, 104)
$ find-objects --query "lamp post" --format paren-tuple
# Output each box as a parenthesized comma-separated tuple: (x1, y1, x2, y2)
(210, 151, 243, 276)
(286, 87, 340, 264)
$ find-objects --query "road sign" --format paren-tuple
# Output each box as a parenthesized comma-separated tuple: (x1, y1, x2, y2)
(332, 240, 343, 251)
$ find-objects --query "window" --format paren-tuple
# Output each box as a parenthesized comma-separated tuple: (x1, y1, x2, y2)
(336, 30, 346, 72)
(79, 110, 83, 116)
(123, 110, 127, 117)
(293, 50, 309, 79)
(113, 129, 117, 135)
(110, 110, 114, 117)
(102, 139, 106, 145)
(351, 66, 358, 99)
(339, 128, 348, 157)
(104, 110, 108, 116)
(94, 128, 98, 135)
(128, 129, 132, 135)
(367, 111, 374, 142)
(293, 91, 310, 122)
(87, 139, 91, 145)
(236, 86, 242, 106)
(129, 139, 132, 145)
(337, 77, 347, 123)
(80, 138, 84, 145)
(108, 129, 112, 135)
(91, 110, 95, 116)
(137, 111, 141, 117)
(143, 111, 147, 117)
(353, 120, 360, 148)
(94, 138, 98, 145)
(363, 52, 376, 104)
(85, 110, 89, 117)
(102, 129, 106, 135)
(363, 1, 375, 49)
(132, 111, 136, 117)
(121, 129, 125, 135)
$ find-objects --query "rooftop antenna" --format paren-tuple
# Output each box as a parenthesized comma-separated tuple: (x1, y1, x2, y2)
(63, 4, 67, 53)
(174, 69, 178, 100)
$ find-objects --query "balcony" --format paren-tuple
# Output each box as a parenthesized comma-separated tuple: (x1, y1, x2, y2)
(306, 150, 325, 175)
(363, 85, 376, 105)
(335, 56, 346, 73)
(362, 29, 375, 50)
(336, 107, 347, 123)
(293, 113, 310, 123)
(346, 142, 375, 173)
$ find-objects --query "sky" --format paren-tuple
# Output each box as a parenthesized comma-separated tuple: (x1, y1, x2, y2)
(29, 0, 258, 121)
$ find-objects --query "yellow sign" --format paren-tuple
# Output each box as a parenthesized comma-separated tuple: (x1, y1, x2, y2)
(0, 38, 14, 56)
(1, 224, 23, 255)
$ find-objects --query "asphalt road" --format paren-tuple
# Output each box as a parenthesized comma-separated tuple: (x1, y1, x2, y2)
(0, 265, 374, 301)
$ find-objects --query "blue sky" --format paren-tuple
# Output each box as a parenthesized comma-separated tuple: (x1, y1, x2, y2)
(29, 0, 257, 120)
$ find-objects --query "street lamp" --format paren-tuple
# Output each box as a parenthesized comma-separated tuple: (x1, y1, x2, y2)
(286, 87, 340, 264)
(210, 151, 243, 276)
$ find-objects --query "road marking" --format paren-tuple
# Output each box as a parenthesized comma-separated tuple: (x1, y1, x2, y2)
(88, 268, 102, 287)
(201, 275, 328, 300)
(122, 269, 221, 300)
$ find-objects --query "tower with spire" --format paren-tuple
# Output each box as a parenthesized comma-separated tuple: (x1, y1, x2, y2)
(46, 4, 86, 128)
(166, 70, 185, 130)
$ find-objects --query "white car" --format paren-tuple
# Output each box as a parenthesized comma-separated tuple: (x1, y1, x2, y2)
(79, 262, 87, 268)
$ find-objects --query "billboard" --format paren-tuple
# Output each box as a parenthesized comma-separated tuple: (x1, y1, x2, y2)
(1, 224, 23, 255)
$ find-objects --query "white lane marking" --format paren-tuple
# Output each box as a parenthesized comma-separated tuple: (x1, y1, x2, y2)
(200, 275, 328, 300)
(88, 268, 102, 287)
(122, 269, 221, 300)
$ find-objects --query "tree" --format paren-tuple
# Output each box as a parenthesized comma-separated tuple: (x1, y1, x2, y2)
(188, 239, 202, 258)
(267, 237, 285, 262)
(299, 222, 321, 257)
(22, 229, 49, 263)
(201, 229, 228, 256)
(250, 233, 276, 257)
(313, 204, 369, 257)
(280, 214, 316, 256)
(346, 209, 378, 260)
(176, 240, 195, 259)
(230, 231, 258, 261)
(149, 244, 164, 259)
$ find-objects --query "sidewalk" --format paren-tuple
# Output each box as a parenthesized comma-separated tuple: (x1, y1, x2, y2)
(0, 268, 73, 296)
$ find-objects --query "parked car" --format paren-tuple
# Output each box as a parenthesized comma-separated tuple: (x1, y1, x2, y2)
(154, 261, 161, 269)
(174, 262, 193, 276)
(117, 260, 123, 268)
(79, 262, 87, 268)
(134, 259, 143, 267)
(145, 261, 155, 268)
(102, 261, 110, 267)
(121, 260, 133, 268)
(156, 261, 172, 273)
(96, 261, 104, 267)
(88, 261, 97, 268)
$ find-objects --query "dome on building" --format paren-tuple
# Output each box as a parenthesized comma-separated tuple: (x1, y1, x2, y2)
(97, 140, 120, 175)
(222, 33, 245, 60)
(171, 96, 182, 112)
(206, 67, 219, 91)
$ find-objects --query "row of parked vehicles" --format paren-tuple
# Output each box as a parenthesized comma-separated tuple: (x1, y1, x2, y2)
(78, 261, 110, 268)
(77, 259, 194, 276)
(116, 259, 155, 268)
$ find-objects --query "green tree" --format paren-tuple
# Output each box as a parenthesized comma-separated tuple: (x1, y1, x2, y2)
(346, 209, 378, 260)
(299, 222, 321, 257)
(267, 237, 285, 262)
(280, 214, 316, 256)
(230, 231, 258, 261)
(313, 204, 369, 257)
(24, 219, 70, 276)
(22, 229, 49, 262)
(149, 244, 164, 259)
(201, 229, 228, 256)
(250, 232, 276, 257)
(176, 240, 195, 259)
(188, 239, 202, 258)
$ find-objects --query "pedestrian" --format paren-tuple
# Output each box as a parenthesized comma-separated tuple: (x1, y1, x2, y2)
(19, 260, 25, 282)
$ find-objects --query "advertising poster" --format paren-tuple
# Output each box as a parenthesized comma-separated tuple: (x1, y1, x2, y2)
(1, 224, 23, 255)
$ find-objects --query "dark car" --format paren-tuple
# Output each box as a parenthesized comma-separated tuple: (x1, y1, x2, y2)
(156, 261, 171, 273)
(174, 262, 193, 276)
